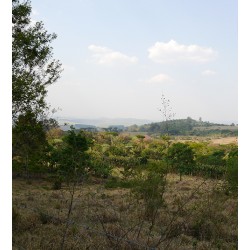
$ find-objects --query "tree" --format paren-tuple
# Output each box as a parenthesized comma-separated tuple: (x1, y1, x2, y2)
(53, 127, 90, 182)
(49, 126, 90, 249)
(166, 142, 195, 181)
(196, 149, 226, 167)
(12, 0, 62, 175)
(12, 111, 49, 177)
(12, 0, 62, 121)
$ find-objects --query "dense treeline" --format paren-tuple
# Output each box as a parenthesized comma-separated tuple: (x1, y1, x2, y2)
(13, 125, 238, 193)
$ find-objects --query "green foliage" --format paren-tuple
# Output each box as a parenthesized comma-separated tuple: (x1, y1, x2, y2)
(104, 145, 127, 157)
(145, 160, 168, 174)
(186, 142, 229, 178)
(89, 158, 111, 178)
(51, 127, 90, 182)
(131, 171, 166, 219)
(12, 111, 49, 176)
(188, 141, 211, 156)
(127, 118, 238, 136)
(138, 156, 148, 165)
(12, 0, 63, 177)
(12, 0, 62, 120)
(13, 111, 47, 155)
(136, 134, 145, 140)
(197, 149, 226, 166)
(107, 155, 140, 168)
(106, 131, 119, 137)
(141, 140, 167, 160)
(226, 146, 238, 192)
(191, 164, 226, 179)
(166, 142, 195, 180)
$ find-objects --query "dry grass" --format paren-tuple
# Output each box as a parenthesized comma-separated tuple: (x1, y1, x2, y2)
(13, 175, 237, 249)
(173, 136, 238, 145)
(210, 137, 238, 145)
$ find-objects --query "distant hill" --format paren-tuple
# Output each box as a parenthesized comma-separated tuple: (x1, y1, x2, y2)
(126, 117, 238, 136)
(60, 123, 97, 131)
(57, 117, 153, 128)
(57, 117, 238, 136)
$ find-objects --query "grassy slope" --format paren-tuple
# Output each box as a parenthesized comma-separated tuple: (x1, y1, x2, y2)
(13, 174, 237, 250)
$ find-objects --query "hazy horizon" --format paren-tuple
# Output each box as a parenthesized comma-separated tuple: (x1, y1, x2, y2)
(30, 0, 237, 123)
(55, 115, 238, 126)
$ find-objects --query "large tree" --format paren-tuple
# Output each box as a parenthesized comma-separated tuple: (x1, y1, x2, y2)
(12, 0, 62, 176)
(12, 0, 62, 121)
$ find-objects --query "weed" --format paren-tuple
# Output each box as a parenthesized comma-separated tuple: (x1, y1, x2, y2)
(39, 211, 52, 224)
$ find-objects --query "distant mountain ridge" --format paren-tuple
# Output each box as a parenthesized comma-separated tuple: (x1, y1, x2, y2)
(57, 117, 238, 136)
(57, 117, 154, 128)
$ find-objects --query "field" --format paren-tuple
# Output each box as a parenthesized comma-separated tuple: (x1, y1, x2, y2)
(173, 136, 238, 145)
(210, 137, 238, 145)
(13, 173, 237, 250)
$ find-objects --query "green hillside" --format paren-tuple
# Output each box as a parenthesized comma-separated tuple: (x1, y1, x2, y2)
(127, 117, 238, 136)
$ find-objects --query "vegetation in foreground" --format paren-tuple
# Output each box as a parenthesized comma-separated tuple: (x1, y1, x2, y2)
(12, 126, 238, 249)
(13, 173, 237, 250)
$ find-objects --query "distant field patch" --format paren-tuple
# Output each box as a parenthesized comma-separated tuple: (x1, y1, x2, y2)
(210, 136, 238, 145)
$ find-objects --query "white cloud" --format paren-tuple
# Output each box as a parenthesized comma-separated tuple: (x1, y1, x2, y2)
(88, 45, 138, 65)
(201, 69, 216, 76)
(148, 40, 217, 63)
(147, 74, 174, 84)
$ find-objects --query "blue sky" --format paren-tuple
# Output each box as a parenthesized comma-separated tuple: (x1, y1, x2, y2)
(31, 0, 238, 123)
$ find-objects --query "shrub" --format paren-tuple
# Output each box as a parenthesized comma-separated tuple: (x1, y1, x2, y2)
(165, 143, 195, 181)
(197, 149, 226, 167)
(146, 160, 168, 174)
(89, 158, 112, 178)
(131, 171, 166, 219)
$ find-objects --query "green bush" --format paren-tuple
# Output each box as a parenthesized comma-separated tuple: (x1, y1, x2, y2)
(89, 158, 112, 178)
(146, 160, 168, 174)
(196, 149, 226, 167)
(165, 142, 195, 181)
(192, 164, 226, 179)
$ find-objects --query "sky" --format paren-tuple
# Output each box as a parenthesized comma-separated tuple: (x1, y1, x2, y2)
(30, 0, 237, 124)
